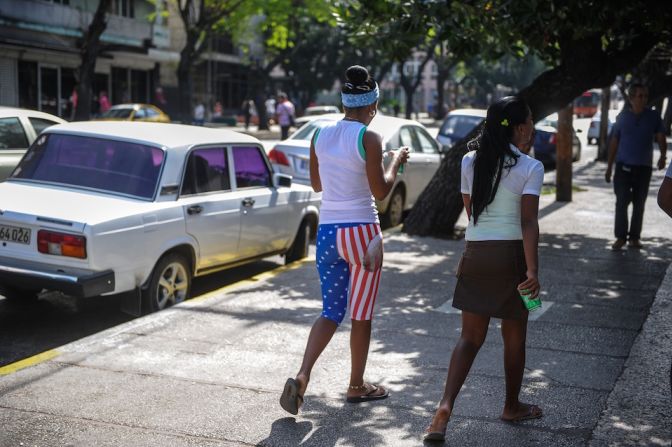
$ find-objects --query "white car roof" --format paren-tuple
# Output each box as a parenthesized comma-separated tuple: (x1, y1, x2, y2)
(44, 121, 262, 149)
(448, 108, 487, 118)
(0, 107, 67, 123)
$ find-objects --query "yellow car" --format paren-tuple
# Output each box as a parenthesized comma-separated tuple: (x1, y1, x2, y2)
(98, 103, 170, 123)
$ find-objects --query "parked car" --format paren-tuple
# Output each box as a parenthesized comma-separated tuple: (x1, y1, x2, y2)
(533, 113, 582, 165)
(98, 103, 171, 123)
(0, 122, 319, 313)
(436, 108, 486, 151)
(0, 107, 66, 180)
(587, 109, 620, 145)
(573, 89, 600, 118)
(295, 105, 341, 127)
(268, 113, 442, 227)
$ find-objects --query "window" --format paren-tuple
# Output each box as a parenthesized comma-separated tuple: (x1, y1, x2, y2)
(291, 120, 332, 141)
(29, 118, 61, 136)
(12, 134, 163, 199)
(414, 128, 439, 153)
(0, 117, 29, 149)
(399, 127, 417, 152)
(181, 147, 230, 195)
(115, 0, 134, 18)
(134, 108, 146, 119)
(439, 115, 484, 139)
(233, 146, 271, 188)
(145, 107, 160, 118)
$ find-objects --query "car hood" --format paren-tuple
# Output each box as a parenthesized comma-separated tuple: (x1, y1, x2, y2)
(0, 181, 162, 226)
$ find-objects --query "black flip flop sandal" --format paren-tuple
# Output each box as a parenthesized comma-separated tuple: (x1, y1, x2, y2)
(280, 378, 304, 415)
(346, 384, 389, 403)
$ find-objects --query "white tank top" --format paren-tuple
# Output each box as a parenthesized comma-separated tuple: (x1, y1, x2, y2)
(314, 120, 379, 224)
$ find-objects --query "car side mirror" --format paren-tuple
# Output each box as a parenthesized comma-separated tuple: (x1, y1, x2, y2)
(273, 173, 292, 188)
(576, 128, 583, 133)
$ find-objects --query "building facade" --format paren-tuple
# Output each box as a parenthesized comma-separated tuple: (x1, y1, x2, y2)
(0, 0, 253, 120)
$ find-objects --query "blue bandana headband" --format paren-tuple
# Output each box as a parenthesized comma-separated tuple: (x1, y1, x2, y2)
(341, 84, 379, 108)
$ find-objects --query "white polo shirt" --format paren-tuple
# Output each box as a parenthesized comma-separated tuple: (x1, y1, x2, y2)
(461, 144, 544, 241)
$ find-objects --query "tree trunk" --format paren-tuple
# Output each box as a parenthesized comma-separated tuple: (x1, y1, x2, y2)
(435, 69, 447, 120)
(597, 87, 611, 161)
(403, 85, 414, 120)
(177, 58, 193, 124)
(73, 0, 112, 121)
(556, 105, 573, 202)
(404, 33, 658, 237)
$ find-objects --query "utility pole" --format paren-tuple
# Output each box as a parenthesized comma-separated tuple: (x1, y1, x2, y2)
(556, 104, 573, 202)
(597, 87, 611, 161)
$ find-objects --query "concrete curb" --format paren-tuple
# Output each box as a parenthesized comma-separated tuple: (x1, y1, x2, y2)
(589, 264, 672, 447)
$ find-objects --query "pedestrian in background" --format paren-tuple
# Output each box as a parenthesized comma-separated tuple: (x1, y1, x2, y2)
(279, 65, 409, 415)
(605, 83, 668, 250)
(275, 92, 295, 140)
(265, 96, 276, 126)
(241, 99, 253, 130)
(99, 91, 110, 114)
(193, 102, 205, 126)
(425, 96, 544, 442)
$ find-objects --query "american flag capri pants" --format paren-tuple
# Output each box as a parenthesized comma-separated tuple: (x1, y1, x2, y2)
(315, 222, 383, 325)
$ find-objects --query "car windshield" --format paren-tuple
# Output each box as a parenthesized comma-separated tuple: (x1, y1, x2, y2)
(101, 108, 134, 118)
(11, 133, 164, 199)
(291, 120, 333, 141)
(439, 115, 484, 138)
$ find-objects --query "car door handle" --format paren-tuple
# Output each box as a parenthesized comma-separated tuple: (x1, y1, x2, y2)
(187, 205, 203, 215)
(242, 198, 255, 207)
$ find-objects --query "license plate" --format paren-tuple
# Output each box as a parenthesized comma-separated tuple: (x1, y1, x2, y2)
(0, 224, 31, 245)
(295, 157, 309, 174)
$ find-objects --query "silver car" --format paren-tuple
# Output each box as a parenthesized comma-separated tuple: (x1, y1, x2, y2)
(0, 107, 66, 180)
(268, 114, 442, 227)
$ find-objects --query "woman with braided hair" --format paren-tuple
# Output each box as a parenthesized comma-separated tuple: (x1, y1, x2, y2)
(425, 96, 544, 442)
(280, 65, 409, 414)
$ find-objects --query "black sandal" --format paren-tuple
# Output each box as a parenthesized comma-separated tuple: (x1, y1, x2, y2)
(280, 378, 304, 415)
(346, 383, 389, 403)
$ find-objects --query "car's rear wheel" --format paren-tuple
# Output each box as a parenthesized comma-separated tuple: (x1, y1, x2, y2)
(285, 219, 311, 264)
(0, 285, 41, 305)
(143, 253, 191, 313)
(381, 188, 404, 228)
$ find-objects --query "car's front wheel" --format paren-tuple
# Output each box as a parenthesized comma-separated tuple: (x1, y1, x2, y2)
(285, 219, 311, 264)
(381, 188, 404, 228)
(143, 253, 191, 313)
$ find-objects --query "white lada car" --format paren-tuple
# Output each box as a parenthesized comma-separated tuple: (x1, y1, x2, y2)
(0, 122, 319, 313)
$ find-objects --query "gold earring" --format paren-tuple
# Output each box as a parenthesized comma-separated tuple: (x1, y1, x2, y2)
(369, 110, 376, 117)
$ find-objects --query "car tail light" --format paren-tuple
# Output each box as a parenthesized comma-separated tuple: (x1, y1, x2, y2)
(549, 133, 557, 145)
(268, 148, 290, 166)
(38, 230, 87, 259)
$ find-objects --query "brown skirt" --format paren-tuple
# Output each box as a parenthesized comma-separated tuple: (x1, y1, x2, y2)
(452, 240, 528, 320)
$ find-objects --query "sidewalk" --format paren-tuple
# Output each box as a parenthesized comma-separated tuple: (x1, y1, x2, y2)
(0, 160, 670, 446)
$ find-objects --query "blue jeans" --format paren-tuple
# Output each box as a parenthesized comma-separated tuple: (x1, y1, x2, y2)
(613, 162, 652, 240)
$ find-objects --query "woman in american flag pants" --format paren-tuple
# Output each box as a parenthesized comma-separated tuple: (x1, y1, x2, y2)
(280, 65, 409, 414)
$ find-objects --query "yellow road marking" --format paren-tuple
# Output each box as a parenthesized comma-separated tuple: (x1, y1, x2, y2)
(190, 256, 315, 303)
(0, 349, 60, 376)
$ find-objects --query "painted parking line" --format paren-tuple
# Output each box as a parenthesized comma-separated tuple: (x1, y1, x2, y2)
(434, 299, 554, 321)
(0, 349, 60, 376)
